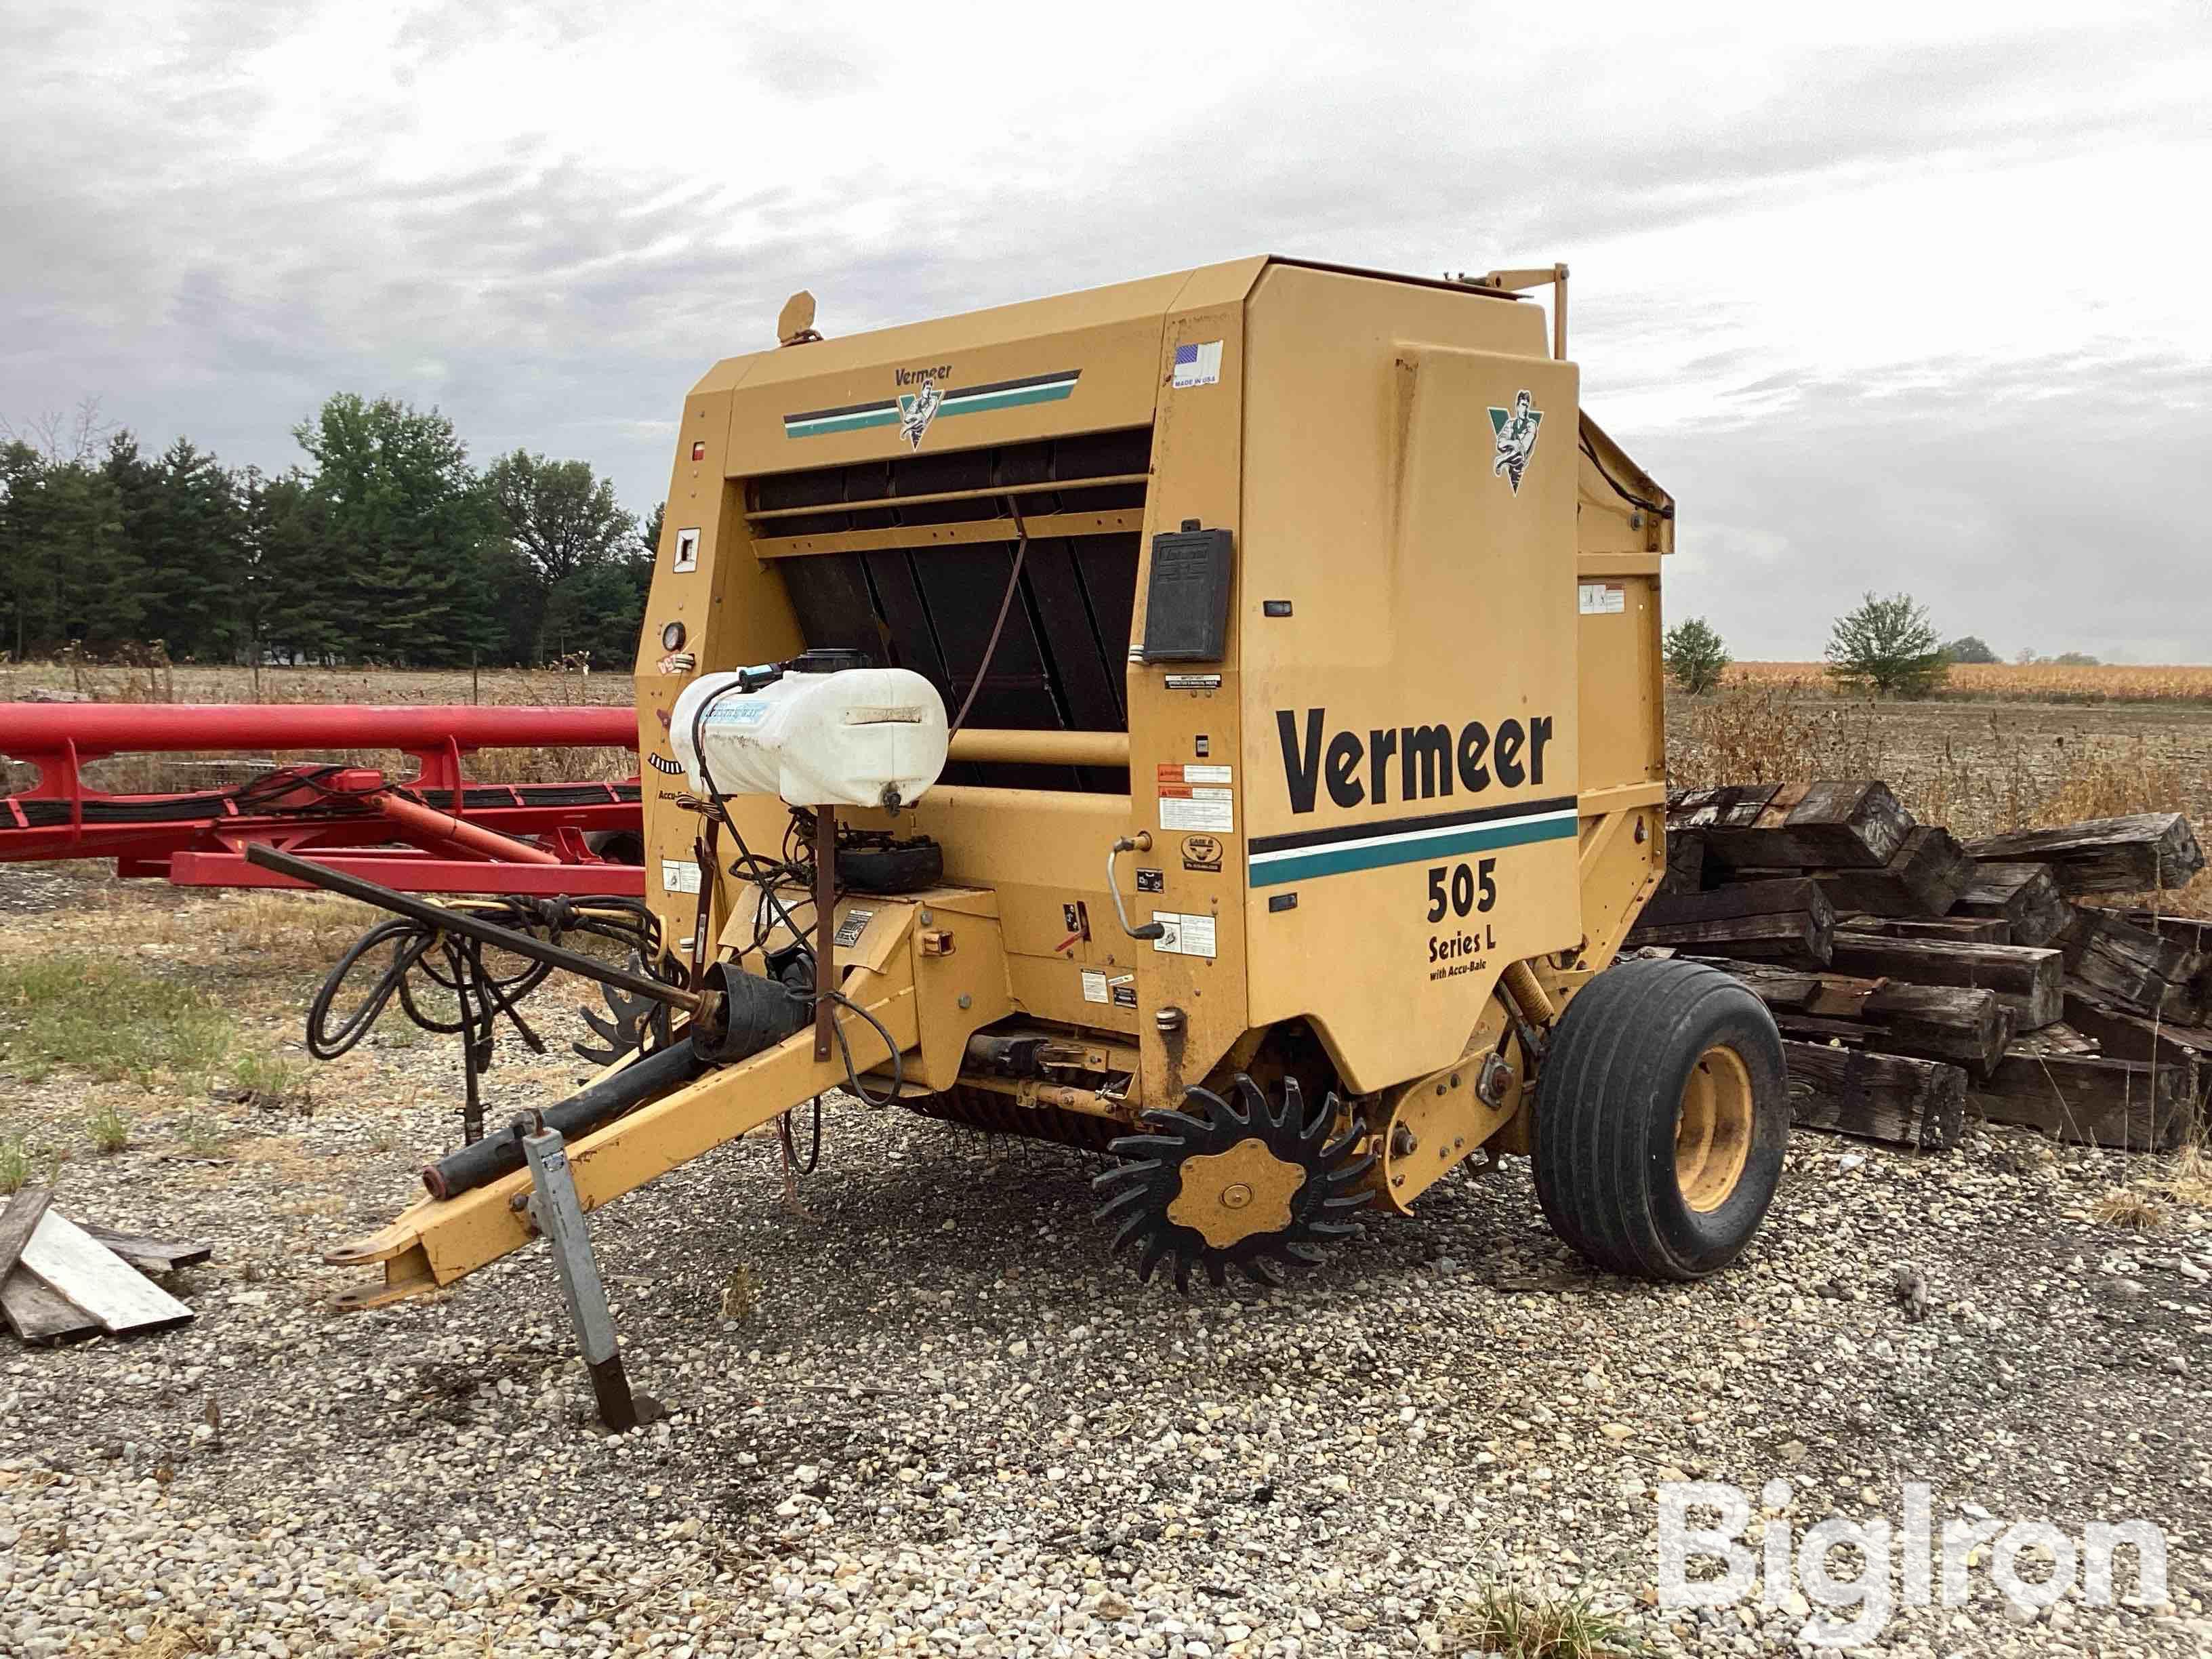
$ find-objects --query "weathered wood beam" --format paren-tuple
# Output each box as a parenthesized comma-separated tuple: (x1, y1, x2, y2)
(1967, 813, 2206, 895)
(1969, 1050, 2192, 1151)
(1635, 877, 1829, 926)
(2060, 992, 2212, 1120)
(1845, 916, 2013, 945)
(1670, 781, 1914, 871)
(1830, 932, 2063, 1030)
(1626, 881, 1835, 967)
(1658, 828, 1706, 897)
(1677, 957, 1877, 1016)
(2116, 912, 2212, 956)
(1689, 957, 2011, 1074)
(2058, 908, 2205, 1023)
(1797, 826, 1974, 918)
(1951, 863, 2070, 947)
(1783, 1041, 1965, 1151)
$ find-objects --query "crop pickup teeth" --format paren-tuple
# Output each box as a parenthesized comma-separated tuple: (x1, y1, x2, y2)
(1091, 1073, 1373, 1293)
(573, 953, 671, 1065)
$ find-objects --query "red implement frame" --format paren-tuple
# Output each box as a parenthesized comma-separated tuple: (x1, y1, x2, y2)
(1, 703, 645, 896)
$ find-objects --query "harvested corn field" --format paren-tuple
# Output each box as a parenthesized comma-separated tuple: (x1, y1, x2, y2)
(1722, 663, 2212, 707)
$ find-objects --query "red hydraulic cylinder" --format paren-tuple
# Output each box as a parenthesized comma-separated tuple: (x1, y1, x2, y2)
(369, 790, 562, 865)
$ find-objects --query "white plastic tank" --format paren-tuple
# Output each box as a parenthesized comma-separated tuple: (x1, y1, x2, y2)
(669, 666, 948, 810)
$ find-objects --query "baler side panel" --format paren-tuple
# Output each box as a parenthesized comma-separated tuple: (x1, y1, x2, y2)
(1237, 266, 1582, 1093)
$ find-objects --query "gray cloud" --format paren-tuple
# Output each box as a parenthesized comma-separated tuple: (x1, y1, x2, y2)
(2, 3, 2205, 658)
(1654, 348, 2212, 661)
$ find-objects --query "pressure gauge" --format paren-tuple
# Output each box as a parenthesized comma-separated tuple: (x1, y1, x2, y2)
(661, 620, 687, 652)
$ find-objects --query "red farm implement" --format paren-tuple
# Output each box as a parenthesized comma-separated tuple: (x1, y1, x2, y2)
(0, 702, 645, 895)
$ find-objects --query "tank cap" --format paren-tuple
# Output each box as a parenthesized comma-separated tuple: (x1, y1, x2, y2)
(789, 647, 875, 676)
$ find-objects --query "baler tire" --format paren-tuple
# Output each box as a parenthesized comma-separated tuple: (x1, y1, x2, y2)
(1532, 957, 1788, 1282)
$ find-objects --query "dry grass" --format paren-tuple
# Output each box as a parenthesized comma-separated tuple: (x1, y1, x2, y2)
(1728, 660, 2212, 705)
(2153, 1143, 2212, 1210)
(174, 1132, 323, 1192)
(2089, 1187, 2169, 1230)
(1444, 1585, 1639, 1658)
(229, 1051, 311, 1105)
(217, 891, 380, 966)
(173, 1109, 243, 1158)
(0, 1136, 27, 1195)
(87, 1099, 132, 1154)
(0, 657, 632, 708)
(115, 1617, 214, 1656)
(1669, 682, 2202, 846)
(1666, 679, 1883, 791)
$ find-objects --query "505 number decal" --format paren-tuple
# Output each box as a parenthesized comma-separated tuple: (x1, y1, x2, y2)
(1425, 857, 1497, 922)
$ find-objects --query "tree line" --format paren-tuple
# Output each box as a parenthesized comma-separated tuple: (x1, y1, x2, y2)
(1665, 596, 2110, 699)
(0, 396, 662, 670)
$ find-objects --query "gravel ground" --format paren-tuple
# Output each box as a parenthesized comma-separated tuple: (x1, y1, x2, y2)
(1, 870, 2208, 1658)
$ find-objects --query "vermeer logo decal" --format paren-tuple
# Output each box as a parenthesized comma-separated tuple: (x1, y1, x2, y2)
(1488, 390, 1542, 494)
(782, 371, 1082, 443)
(897, 379, 944, 449)
(1250, 707, 1574, 887)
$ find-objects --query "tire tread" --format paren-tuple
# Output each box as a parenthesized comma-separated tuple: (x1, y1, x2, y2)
(1533, 958, 1787, 1282)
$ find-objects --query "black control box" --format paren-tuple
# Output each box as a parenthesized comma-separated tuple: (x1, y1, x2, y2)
(1138, 526, 1233, 662)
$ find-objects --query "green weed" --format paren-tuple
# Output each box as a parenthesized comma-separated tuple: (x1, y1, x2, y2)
(0, 955, 235, 1088)
(174, 1112, 239, 1158)
(87, 1101, 131, 1155)
(230, 1052, 309, 1104)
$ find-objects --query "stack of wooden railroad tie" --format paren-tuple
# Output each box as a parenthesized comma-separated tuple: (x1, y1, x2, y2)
(1630, 783, 2209, 1154)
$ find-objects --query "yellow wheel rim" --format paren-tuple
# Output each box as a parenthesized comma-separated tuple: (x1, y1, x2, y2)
(1675, 1044, 1755, 1213)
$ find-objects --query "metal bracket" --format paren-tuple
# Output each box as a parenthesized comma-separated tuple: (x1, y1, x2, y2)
(520, 1123, 647, 1433)
(1452, 262, 1569, 361)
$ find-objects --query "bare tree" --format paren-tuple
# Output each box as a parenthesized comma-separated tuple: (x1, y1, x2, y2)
(1, 396, 114, 465)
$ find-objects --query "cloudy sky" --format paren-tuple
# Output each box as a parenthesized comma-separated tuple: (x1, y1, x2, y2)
(4, 1, 2207, 660)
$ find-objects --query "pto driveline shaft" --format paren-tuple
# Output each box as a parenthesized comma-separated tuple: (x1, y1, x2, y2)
(422, 1038, 705, 1200)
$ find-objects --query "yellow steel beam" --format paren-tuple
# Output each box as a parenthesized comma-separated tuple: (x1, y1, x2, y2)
(751, 508, 1141, 560)
(947, 727, 1129, 766)
(743, 472, 1149, 523)
(325, 983, 916, 1307)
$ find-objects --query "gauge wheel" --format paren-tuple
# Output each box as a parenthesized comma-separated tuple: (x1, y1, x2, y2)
(1533, 957, 1788, 1280)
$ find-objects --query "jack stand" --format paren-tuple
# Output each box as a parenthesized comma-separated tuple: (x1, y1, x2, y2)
(521, 1120, 647, 1432)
